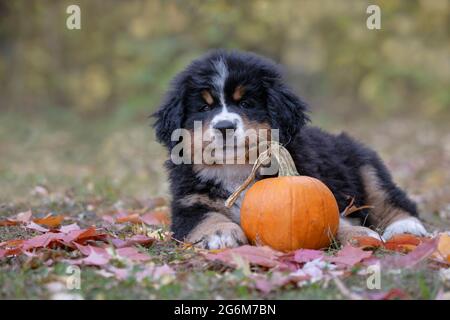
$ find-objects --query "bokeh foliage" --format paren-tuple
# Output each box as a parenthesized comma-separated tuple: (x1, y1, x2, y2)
(0, 0, 448, 119)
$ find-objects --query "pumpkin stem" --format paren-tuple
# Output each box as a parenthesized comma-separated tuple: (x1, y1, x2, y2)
(225, 141, 299, 208)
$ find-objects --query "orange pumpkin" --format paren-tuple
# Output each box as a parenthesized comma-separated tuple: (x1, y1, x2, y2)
(226, 142, 340, 252)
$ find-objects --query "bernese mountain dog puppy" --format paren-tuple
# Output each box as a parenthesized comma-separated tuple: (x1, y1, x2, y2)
(153, 50, 428, 249)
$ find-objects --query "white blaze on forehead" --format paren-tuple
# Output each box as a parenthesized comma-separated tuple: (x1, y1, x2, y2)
(211, 58, 243, 131)
(212, 58, 228, 109)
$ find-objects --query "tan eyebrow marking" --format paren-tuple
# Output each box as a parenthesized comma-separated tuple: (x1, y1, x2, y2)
(233, 85, 245, 101)
(201, 90, 214, 105)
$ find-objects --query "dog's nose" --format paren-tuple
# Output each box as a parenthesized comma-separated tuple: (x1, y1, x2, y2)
(213, 120, 237, 137)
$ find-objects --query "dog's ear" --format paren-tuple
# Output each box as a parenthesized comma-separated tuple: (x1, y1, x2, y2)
(152, 88, 184, 149)
(266, 83, 310, 145)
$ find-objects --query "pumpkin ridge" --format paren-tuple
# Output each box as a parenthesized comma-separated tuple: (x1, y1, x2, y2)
(254, 181, 265, 246)
(298, 177, 310, 248)
(303, 177, 315, 249)
(317, 178, 327, 248)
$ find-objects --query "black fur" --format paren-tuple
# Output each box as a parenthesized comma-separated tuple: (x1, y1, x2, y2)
(153, 50, 418, 242)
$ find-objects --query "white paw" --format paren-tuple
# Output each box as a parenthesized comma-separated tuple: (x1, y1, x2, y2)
(197, 223, 248, 250)
(382, 217, 429, 240)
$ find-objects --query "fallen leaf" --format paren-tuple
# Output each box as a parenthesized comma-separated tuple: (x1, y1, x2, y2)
(0, 210, 32, 226)
(33, 215, 64, 228)
(435, 233, 450, 262)
(0, 239, 25, 248)
(0, 220, 18, 227)
(116, 213, 141, 224)
(293, 258, 341, 286)
(205, 245, 283, 268)
(74, 243, 109, 257)
(140, 209, 170, 226)
(381, 237, 439, 268)
(293, 249, 325, 263)
(384, 234, 425, 252)
(61, 226, 106, 245)
(327, 245, 372, 266)
(59, 223, 81, 233)
(79, 247, 110, 266)
(116, 247, 151, 261)
(368, 288, 409, 300)
(0, 247, 23, 257)
(0, 241, 27, 258)
(350, 236, 384, 250)
(25, 222, 49, 233)
(111, 235, 155, 248)
(23, 232, 64, 250)
(16, 210, 33, 223)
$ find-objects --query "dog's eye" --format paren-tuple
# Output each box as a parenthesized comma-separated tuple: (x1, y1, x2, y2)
(239, 101, 251, 109)
(201, 104, 211, 111)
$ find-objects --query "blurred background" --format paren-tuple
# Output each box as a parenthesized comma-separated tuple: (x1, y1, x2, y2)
(0, 0, 449, 226)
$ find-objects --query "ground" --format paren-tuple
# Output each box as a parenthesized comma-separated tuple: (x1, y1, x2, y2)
(0, 109, 449, 299)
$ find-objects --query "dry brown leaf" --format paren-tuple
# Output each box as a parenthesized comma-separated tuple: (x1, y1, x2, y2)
(433, 233, 450, 262)
(115, 213, 141, 224)
(350, 236, 384, 249)
(384, 234, 427, 252)
(33, 215, 64, 228)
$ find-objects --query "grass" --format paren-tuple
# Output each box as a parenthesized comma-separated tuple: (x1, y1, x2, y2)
(0, 258, 443, 299)
(0, 109, 449, 299)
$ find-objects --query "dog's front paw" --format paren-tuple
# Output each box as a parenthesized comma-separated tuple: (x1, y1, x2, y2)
(190, 222, 248, 250)
(382, 217, 429, 240)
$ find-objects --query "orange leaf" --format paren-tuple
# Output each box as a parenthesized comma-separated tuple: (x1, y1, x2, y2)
(351, 236, 383, 249)
(141, 209, 171, 226)
(0, 210, 33, 226)
(0, 220, 19, 227)
(386, 234, 423, 246)
(116, 213, 141, 224)
(33, 215, 64, 227)
(384, 234, 425, 252)
(436, 233, 450, 262)
(73, 226, 106, 244)
(0, 239, 25, 248)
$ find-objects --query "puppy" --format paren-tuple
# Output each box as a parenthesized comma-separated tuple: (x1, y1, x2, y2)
(153, 50, 428, 249)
